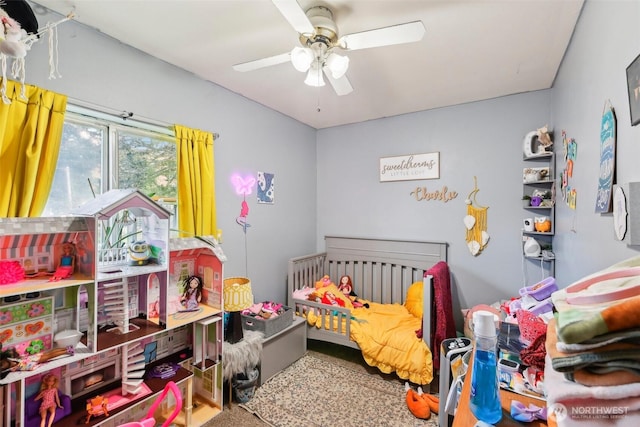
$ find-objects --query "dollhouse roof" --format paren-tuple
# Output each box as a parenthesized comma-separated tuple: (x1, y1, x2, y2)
(72, 189, 171, 220)
(169, 236, 227, 263)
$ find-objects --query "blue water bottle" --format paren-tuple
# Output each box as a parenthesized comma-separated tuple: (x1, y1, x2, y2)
(470, 311, 502, 424)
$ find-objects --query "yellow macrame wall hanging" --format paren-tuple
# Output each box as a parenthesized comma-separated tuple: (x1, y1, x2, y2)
(463, 177, 490, 256)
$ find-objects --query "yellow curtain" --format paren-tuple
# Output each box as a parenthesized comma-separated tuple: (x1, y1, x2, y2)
(175, 124, 216, 236)
(0, 80, 67, 217)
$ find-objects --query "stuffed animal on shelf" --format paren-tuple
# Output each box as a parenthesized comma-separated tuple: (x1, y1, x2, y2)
(405, 382, 438, 419)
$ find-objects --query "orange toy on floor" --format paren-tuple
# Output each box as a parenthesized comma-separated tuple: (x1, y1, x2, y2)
(405, 382, 439, 419)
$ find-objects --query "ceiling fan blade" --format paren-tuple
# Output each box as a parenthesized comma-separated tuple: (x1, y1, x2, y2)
(338, 21, 426, 51)
(233, 52, 291, 72)
(324, 68, 353, 96)
(272, 0, 314, 35)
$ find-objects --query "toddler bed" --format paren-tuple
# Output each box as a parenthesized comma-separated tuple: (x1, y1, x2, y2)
(287, 236, 454, 385)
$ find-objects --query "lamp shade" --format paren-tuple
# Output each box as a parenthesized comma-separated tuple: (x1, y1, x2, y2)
(291, 47, 313, 72)
(304, 61, 325, 87)
(325, 52, 349, 79)
(223, 277, 254, 311)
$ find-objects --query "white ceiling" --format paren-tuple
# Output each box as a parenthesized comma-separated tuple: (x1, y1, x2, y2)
(30, 0, 584, 129)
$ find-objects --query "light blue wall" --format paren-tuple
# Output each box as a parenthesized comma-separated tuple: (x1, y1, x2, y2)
(21, 0, 640, 327)
(551, 0, 640, 285)
(23, 8, 318, 305)
(317, 91, 552, 324)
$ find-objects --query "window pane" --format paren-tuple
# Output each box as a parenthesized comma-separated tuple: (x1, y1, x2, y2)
(42, 120, 104, 216)
(117, 131, 176, 199)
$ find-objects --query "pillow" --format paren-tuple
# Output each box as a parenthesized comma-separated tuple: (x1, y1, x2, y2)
(311, 284, 353, 309)
(404, 281, 423, 318)
(292, 286, 314, 300)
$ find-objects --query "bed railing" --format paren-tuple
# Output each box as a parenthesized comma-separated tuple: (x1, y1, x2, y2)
(288, 251, 434, 352)
(292, 298, 357, 349)
(287, 252, 327, 297)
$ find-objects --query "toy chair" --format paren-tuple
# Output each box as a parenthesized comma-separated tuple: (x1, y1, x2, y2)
(117, 382, 182, 427)
(85, 395, 109, 424)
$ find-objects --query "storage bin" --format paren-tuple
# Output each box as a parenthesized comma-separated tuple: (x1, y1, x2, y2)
(233, 367, 259, 403)
(241, 306, 293, 338)
(519, 277, 557, 301)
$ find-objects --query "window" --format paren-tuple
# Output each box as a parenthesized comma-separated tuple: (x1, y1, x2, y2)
(43, 107, 177, 221)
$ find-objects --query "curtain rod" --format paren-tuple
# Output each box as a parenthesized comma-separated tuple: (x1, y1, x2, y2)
(67, 97, 220, 140)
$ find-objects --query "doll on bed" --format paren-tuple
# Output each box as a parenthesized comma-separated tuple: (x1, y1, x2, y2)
(338, 275, 369, 308)
(321, 291, 345, 307)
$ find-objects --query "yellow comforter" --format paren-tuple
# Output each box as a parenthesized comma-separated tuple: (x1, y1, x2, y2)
(307, 300, 433, 385)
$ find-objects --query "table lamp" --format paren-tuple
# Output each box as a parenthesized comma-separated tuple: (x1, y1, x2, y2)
(223, 277, 254, 344)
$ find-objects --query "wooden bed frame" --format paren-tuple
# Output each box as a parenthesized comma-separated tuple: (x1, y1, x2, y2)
(287, 236, 448, 351)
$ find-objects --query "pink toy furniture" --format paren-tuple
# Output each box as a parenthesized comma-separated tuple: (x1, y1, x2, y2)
(25, 392, 72, 427)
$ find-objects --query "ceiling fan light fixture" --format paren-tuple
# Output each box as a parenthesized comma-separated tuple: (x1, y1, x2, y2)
(304, 64, 325, 87)
(291, 46, 314, 72)
(325, 52, 349, 79)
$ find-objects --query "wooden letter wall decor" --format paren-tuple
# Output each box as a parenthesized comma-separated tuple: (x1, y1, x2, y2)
(410, 186, 458, 203)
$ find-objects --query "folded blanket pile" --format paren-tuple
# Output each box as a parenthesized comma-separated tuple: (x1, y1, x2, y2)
(545, 258, 640, 425)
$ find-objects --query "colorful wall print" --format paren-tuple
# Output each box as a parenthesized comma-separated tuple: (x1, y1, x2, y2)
(257, 171, 275, 204)
(561, 131, 578, 210)
(595, 101, 616, 213)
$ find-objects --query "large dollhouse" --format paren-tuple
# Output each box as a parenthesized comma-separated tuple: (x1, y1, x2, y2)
(0, 189, 225, 427)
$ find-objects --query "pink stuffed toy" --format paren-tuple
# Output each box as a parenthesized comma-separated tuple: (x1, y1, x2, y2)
(315, 275, 333, 289)
(0, 14, 28, 58)
(0, 260, 25, 285)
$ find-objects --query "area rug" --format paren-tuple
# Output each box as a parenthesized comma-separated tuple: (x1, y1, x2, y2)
(239, 353, 438, 427)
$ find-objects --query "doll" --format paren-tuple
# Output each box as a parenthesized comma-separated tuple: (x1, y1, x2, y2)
(50, 242, 75, 281)
(338, 275, 369, 308)
(321, 291, 345, 307)
(180, 275, 203, 311)
(35, 373, 63, 427)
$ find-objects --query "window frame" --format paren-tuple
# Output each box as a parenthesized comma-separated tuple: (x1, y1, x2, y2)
(44, 104, 177, 217)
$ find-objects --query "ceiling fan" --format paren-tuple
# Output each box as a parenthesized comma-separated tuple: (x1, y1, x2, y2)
(232, 0, 426, 96)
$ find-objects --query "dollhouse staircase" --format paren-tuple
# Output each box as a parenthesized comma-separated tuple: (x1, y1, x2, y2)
(103, 279, 129, 333)
(121, 342, 146, 395)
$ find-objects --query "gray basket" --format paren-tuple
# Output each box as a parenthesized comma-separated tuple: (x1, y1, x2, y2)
(233, 367, 259, 403)
(241, 306, 293, 338)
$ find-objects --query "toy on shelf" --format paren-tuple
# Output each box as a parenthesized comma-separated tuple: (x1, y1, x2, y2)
(180, 275, 203, 311)
(34, 373, 63, 427)
(50, 242, 75, 281)
(11, 347, 75, 371)
(128, 241, 150, 266)
(0, 260, 25, 285)
(117, 381, 182, 427)
(85, 394, 109, 424)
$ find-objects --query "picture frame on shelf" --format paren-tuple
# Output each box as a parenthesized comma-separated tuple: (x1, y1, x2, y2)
(626, 53, 640, 126)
